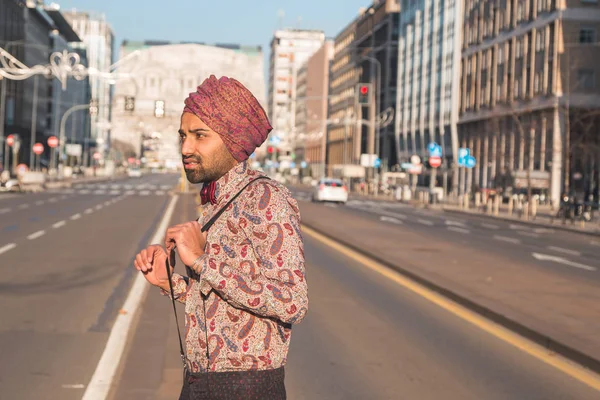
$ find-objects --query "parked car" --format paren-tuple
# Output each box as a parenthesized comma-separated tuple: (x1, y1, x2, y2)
(127, 167, 142, 178)
(312, 178, 348, 204)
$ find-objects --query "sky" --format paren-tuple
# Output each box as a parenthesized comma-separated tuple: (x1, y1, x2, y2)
(54, 0, 372, 78)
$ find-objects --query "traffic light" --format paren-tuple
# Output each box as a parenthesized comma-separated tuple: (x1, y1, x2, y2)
(268, 146, 274, 154)
(154, 100, 165, 118)
(357, 83, 372, 105)
(124, 96, 135, 112)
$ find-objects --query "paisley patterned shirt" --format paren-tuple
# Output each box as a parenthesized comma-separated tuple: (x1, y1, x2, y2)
(165, 161, 307, 373)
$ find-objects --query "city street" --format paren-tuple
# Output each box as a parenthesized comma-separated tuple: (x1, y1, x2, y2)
(0, 173, 178, 400)
(0, 176, 599, 398)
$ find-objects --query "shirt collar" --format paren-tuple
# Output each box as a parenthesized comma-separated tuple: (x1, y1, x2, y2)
(212, 161, 254, 206)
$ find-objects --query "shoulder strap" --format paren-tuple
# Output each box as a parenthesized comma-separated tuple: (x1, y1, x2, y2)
(201, 176, 270, 232)
(166, 175, 270, 372)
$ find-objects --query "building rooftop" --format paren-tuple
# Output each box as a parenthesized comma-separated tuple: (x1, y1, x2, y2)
(121, 40, 262, 54)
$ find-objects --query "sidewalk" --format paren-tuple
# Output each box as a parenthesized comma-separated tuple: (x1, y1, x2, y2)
(297, 199, 600, 374)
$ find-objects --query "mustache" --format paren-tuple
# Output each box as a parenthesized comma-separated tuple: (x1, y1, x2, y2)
(182, 156, 202, 163)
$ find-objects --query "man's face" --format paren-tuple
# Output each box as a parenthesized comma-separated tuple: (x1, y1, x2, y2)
(179, 112, 237, 184)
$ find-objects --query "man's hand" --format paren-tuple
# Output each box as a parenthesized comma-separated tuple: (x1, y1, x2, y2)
(134, 245, 174, 291)
(164, 221, 207, 267)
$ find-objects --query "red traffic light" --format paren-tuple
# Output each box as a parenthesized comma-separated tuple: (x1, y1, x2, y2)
(268, 146, 274, 154)
(360, 85, 369, 95)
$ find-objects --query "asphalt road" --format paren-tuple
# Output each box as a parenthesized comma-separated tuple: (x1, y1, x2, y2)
(0, 173, 178, 400)
(2, 179, 598, 399)
(290, 188, 600, 282)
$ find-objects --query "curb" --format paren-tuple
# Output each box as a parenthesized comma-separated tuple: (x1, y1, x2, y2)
(442, 207, 600, 238)
(301, 221, 600, 375)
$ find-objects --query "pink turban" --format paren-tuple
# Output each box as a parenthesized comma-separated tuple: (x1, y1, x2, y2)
(183, 75, 272, 162)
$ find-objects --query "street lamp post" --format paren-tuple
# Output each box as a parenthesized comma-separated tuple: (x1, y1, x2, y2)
(59, 103, 91, 171)
(360, 55, 382, 160)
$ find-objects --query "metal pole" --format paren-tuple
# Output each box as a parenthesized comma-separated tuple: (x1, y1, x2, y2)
(29, 75, 39, 170)
(59, 104, 90, 170)
(0, 79, 6, 172)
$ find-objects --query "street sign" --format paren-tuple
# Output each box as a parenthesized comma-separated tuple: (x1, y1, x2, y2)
(410, 155, 421, 165)
(408, 165, 423, 175)
(66, 144, 82, 157)
(458, 148, 471, 167)
(6, 135, 14, 147)
(429, 156, 442, 168)
(300, 161, 307, 169)
(360, 153, 378, 168)
(17, 164, 28, 175)
(33, 143, 44, 155)
(374, 157, 381, 168)
(428, 142, 442, 158)
(465, 155, 477, 169)
(47, 136, 59, 148)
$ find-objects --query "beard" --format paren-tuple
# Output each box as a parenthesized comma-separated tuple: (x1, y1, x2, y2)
(183, 151, 235, 184)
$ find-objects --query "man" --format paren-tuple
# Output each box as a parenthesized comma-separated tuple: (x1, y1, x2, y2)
(134, 75, 307, 399)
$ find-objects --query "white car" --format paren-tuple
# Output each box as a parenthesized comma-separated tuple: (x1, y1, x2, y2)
(313, 178, 348, 204)
(127, 168, 142, 178)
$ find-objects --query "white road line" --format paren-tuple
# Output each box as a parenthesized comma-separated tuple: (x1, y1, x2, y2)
(18, 204, 30, 210)
(417, 219, 435, 226)
(448, 227, 470, 234)
(509, 224, 530, 231)
(380, 216, 404, 225)
(95, 204, 104, 210)
(494, 235, 521, 244)
(0, 208, 10, 214)
(27, 230, 46, 240)
(481, 223, 500, 230)
(547, 246, 582, 257)
(139, 190, 150, 196)
(60, 195, 68, 200)
(84, 208, 93, 214)
(104, 201, 111, 206)
(82, 195, 179, 400)
(79, 190, 91, 195)
(156, 190, 165, 196)
(125, 190, 135, 195)
(48, 197, 58, 203)
(35, 200, 45, 206)
(324, 203, 337, 208)
(518, 231, 540, 238)
(70, 213, 82, 220)
(533, 253, 596, 272)
(0, 243, 17, 255)
(94, 190, 106, 195)
(445, 220, 468, 228)
(109, 190, 121, 195)
(52, 220, 66, 229)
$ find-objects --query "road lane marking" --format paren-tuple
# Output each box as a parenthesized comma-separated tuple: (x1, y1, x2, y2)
(94, 190, 106, 195)
(70, 213, 82, 220)
(448, 227, 470, 234)
(95, 204, 104, 210)
(84, 208, 93, 214)
(445, 220, 468, 228)
(547, 246, 582, 257)
(52, 220, 66, 229)
(380, 216, 404, 225)
(156, 190, 165, 196)
(18, 204, 30, 210)
(35, 200, 45, 206)
(27, 230, 46, 240)
(518, 231, 540, 238)
(509, 224, 530, 231)
(139, 190, 150, 196)
(494, 235, 521, 244)
(533, 253, 596, 272)
(417, 219, 434, 226)
(0, 208, 10, 214)
(109, 190, 120, 195)
(482, 223, 500, 230)
(302, 225, 600, 392)
(324, 203, 337, 208)
(48, 197, 58, 203)
(83, 195, 179, 400)
(104, 201, 111, 206)
(79, 190, 91, 195)
(0, 243, 17, 255)
(60, 195, 68, 200)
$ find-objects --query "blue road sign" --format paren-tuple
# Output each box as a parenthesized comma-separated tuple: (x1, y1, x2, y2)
(269, 135, 281, 145)
(428, 142, 442, 158)
(465, 155, 477, 169)
(374, 157, 381, 168)
(300, 161, 307, 169)
(458, 148, 471, 167)
(290, 162, 296, 169)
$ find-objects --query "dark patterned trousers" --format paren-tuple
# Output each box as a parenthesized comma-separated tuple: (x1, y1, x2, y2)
(178, 367, 286, 400)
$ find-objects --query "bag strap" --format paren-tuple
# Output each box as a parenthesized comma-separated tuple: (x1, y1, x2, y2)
(166, 175, 270, 371)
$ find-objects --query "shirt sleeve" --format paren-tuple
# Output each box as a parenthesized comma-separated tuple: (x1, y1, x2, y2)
(193, 181, 308, 325)
(160, 272, 191, 304)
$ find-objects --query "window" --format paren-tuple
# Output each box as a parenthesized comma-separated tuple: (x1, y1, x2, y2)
(497, 84, 502, 100)
(534, 74, 541, 93)
(498, 47, 504, 64)
(578, 69, 595, 89)
(514, 79, 521, 98)
(536, 31, 544, 51)
(580, 27, 596, 44)
(516, 39, 523, 58)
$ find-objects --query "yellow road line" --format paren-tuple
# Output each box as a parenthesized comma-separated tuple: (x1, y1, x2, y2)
(302, 225, 600, 392)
